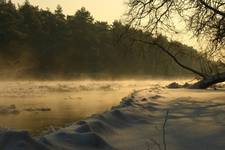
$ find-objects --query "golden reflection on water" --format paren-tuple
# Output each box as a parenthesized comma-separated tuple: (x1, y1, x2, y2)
(0, 80, 171, 135)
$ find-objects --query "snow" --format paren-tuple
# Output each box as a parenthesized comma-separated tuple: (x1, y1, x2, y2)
(0, 82, 225, 150)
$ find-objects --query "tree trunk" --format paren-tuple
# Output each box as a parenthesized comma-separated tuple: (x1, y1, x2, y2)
(190, 72, 225, 89)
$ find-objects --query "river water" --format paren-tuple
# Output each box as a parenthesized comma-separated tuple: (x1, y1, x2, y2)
(0, 80, 185, 135)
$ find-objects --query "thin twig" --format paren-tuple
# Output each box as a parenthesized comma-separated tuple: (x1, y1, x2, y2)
(163, 110, 169, 150)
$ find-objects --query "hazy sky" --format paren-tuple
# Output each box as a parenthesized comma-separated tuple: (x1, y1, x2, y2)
(12, 0, 127, 23)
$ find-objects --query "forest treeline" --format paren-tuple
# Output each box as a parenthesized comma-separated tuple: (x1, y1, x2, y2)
(0, 1, 204, 79)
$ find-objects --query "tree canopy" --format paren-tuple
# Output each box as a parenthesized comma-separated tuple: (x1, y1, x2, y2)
(0, 1, 207, 79)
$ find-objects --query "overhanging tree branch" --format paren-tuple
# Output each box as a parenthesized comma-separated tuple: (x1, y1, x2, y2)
(134, 38, 207, 78)
(127, 0, 225, 89)
(199, 0, 225, 17)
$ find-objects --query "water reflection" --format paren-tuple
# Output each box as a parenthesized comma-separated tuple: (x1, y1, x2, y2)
(0, 80, 170, 135)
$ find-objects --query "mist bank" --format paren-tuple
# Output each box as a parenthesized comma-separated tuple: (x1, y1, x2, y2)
(0, 1, 212, 80)
(0, 70, 196, 81)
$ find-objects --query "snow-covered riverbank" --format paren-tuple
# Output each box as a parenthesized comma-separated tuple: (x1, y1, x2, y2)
(0, 85, 225, 150)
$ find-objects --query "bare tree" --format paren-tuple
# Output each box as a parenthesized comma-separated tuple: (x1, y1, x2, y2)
(126, 0, 225, 89)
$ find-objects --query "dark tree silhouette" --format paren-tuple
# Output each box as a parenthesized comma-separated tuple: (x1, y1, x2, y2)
(127, 0, 225, 89)
(0, 1, 213, 79)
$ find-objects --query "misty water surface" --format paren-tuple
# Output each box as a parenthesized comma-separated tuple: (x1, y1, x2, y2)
(0, 80, 176, 135)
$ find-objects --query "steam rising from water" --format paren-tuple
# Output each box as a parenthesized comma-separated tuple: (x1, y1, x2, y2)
(0, 80, 222, 135)
(0, 80, 170, 134)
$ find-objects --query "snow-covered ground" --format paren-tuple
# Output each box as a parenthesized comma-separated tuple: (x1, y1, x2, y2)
(0, 81, 224, 150)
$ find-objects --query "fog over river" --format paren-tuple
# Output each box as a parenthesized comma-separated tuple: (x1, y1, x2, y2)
(0, 80, 178, 135)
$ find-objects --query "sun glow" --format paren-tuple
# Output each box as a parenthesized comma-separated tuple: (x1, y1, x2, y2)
(12, 0, 126, 23)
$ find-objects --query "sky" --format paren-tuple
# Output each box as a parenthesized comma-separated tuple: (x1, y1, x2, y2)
(12, 0, 127, 23)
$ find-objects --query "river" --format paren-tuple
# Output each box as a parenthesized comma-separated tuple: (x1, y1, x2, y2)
(0, 80, 185, 135)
